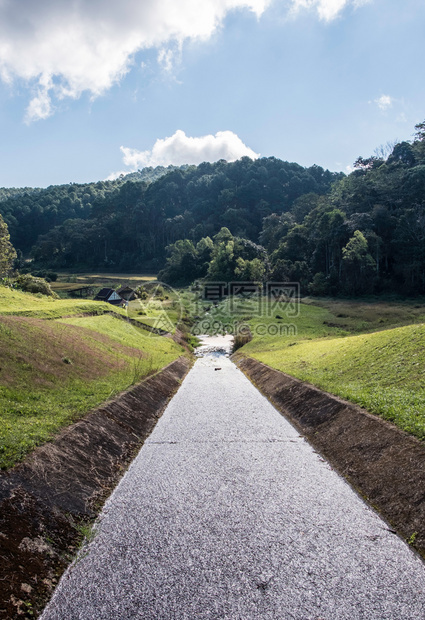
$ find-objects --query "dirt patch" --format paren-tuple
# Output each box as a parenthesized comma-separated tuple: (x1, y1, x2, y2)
(236, 355, 425, 558)
(0, 356, 191, 619)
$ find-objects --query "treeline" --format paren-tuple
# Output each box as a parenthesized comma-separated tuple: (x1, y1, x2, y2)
(2, 157, 341, 272)
(2, 120, 425, 295)
(160, 122, 425, 295)
(158, 228, 269, 285)
(0, 165, 184, 254)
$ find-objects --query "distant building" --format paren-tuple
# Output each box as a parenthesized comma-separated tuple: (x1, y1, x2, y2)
(94, 288, 124, 306)
(116, 286, 138, 301)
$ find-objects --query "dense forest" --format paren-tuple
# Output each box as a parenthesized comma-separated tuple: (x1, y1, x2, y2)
(1, 157, 341, 270)
(0, 164, 186, 256)
(1, 120, 425, 295)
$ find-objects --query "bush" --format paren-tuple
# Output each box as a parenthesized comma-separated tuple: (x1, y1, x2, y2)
(233, 328, 253, 352)
(309, 272, 330, 296)
(46, 271, 58, 282)
(14, 274, 57, 297)
(136, 286, 148, 300)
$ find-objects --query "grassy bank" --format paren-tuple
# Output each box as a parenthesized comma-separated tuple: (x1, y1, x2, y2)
(0, 286, 125, 319)
(238, 297, 425, 440)
(0, 307, 184, 469)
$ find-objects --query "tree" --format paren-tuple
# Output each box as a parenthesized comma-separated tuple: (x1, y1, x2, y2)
(195, 237, 214, 277)
(0, 214, 17, 276)
(234, 257, 266, 283)
(207, 233, 235, 281)
(259, 213, 295, 252)
(309, 207, 347, 277)
(414, 120, 425, 142)
(158, 239, 198, 285)
(342, 230, 375, 294)
(386, 142, 416, 167)
(353, 156, 384, 171)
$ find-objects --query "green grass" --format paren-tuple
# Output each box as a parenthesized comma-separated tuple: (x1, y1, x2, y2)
(51, 271, 157, 296)
(188, 292, 425, 439)
(238, 298, 425, 440)
(246, 297, 425, 347)
(0, 285, 125, 319)
(54, 271, 157, 285)
(58, 314, 177, 356)
(0, 313, 184, 469)
(127, 288, 188, 334)
(188, 292, 425, 340)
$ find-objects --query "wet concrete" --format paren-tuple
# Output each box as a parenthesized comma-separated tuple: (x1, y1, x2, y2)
(41, 354, 425, 620)
(237, 355, 425, 556)
(0, 357, 191, 619)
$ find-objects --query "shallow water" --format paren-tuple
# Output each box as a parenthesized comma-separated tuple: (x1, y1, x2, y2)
(194, 333, 234, 357)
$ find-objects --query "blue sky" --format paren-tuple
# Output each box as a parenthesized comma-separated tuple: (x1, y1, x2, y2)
(0, 0, 424, 187)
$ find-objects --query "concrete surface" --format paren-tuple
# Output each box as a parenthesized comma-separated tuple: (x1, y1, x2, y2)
(41, 354, 425, 619)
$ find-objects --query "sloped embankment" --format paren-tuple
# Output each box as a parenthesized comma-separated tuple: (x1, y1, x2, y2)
(236, 356, 425, 557)
(0, 356, 191, 619)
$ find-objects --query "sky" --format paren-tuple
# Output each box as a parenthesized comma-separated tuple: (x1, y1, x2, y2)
(0, 0, 424, 188)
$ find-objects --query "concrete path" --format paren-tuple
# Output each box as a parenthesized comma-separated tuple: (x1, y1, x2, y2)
(42, 355, 425, 619)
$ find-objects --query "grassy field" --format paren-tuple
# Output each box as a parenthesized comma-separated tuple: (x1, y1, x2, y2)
(51, 271, 157, 295)
(4, 279, 425, 467)
(189, 293, 425, 338)
(0, 286, 126, 319)
(187, 291, 425, 439)
(0, 286, 184, 469)
(56, 271, 157, 284)
(127, 292, 183, 333)
(235, 296, 425, 440)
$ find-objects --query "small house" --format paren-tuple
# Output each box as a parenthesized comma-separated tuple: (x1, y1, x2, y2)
(94, 288, 124, 306)
(117, 286, 138, 301)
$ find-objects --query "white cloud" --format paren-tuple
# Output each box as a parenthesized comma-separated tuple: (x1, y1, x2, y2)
(157, 44, 183, 74)
(288, 0, 372, 22)
(374, 94, 393, 111)
(118, 130, 259, 170)
(0, 0, 374, 121)
(0, 0, 270, 121)
(105, 170, 129, 181)
(24, 76, 54, 123)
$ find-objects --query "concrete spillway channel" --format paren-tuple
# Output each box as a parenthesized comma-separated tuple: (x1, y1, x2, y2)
(41, 348, 425, 619)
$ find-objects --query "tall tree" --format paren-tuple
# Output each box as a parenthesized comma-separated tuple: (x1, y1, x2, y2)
(341, 230, 375, 294)
(0, 214, 17, 276)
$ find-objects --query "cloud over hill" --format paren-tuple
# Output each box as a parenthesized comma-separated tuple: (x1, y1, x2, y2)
(117, 130, 259, 173)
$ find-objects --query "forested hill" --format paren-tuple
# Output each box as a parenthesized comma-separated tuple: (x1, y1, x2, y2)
(0, 157, 342, 269)
(3, 124, 425, 296)
(0, 164, 187, 254)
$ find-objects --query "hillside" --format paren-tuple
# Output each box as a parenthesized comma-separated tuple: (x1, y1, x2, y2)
(4, 126, 425, 296)
(0, 164, 186, 256)
(0, 285, 124, 318)
(231, 297, 425, 440)
(155, 125, 425, 295)
(0, 288, 184, 469)
(1, 157, 342, 270)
